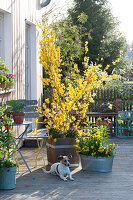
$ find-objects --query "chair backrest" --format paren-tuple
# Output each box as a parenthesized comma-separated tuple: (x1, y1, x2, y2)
(118, 111, 133, 120)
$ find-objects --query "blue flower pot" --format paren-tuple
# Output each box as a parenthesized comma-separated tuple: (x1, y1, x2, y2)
(0, 166, 17, 189)
(80, 155, 114, 172)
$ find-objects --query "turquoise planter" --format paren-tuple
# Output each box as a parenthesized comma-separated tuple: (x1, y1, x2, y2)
(0, 166, 17, 190)
(80, 155, 114, 172)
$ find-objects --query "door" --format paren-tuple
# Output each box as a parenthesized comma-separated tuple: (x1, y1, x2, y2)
(25, 24, 31, 100)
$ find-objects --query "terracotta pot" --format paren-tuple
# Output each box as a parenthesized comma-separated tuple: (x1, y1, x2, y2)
(115, 99, 122, 113)
(12, 112, 25, 124)
(0, 82, 6, 88)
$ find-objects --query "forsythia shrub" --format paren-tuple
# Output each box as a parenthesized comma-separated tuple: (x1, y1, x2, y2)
(38, 25, 118, 138)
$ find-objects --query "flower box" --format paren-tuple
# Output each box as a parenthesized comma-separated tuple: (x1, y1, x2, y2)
(46, 138, 79, 167)
(80, 155, 114, 172)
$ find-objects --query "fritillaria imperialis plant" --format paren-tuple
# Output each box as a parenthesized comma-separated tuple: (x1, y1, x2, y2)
(75, 122, 116, 157)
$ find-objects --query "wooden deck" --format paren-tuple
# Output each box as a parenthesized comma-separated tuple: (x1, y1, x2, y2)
(1, 137, 133, 200)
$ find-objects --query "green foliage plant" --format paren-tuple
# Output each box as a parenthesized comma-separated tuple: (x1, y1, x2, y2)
(0, 104, 17, 168)
(50, 0, 127, 76)
(8, 100, 25, 112)
(50, 13, 88, 78)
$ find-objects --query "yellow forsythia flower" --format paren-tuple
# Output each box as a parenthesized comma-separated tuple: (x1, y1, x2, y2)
(45, 98, 50, 104)
(54, 138, 57, 142)
(32, 128, 37, 133)
(108, 104, 113, 110)
(112, 61, 116, 65)
(112, 74, 119, 79)
(38, 25, 111, 135)
(34, 118, 38, 124)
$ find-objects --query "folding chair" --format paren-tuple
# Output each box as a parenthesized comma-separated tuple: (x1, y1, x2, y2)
(7, 99, 48, 179)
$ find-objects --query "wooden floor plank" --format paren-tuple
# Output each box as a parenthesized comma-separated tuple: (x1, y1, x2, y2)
(0, 137, 133, 200)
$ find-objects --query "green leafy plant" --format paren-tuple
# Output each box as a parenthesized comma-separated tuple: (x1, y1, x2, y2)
(8, 100, 25, 112)
(0, 104, 17, 168)
(0, 74, 8, 84)
(48, 128, 79, 139)
(0, 60, 9, 72)
(0, 159, 16, 168)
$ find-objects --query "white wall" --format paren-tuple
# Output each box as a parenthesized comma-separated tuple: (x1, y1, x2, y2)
(0, 0, 52, 104)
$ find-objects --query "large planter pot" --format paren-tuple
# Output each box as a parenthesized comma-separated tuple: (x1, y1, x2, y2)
(80, 155, 114, 172)
(46, 138, 79, 167)
(0, 166, 17, 190)
(12, 111, 25, 124)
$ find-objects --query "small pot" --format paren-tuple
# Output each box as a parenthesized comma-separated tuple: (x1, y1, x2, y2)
(12, 111, 25, 124)
(115, 99, 122, 113)
(0, 82, 6, 88)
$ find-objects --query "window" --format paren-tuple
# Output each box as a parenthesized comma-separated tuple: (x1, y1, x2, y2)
(0, 13, 4, 60)
(25, 20, 37, 100)
(0, 11, 11, 71)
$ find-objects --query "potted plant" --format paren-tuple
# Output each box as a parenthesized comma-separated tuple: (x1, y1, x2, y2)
(0, 60, 15, 90)
(0, 75, 8, 88)
(46, 128, 79, 166)
(38, 26, 117, 166)
(75, 122, 116, 172)
(8, 100, 26, 124)
(0, 105, 17, 190)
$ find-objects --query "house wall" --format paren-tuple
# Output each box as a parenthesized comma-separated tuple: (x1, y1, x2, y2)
(0, 0, 50, 105)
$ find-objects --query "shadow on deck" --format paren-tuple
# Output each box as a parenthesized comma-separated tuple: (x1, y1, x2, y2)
(1, 137, 133, 200)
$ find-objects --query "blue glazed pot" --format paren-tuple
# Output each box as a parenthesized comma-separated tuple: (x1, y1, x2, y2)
(0, 166, 17, 190)
(80, 155, 114, 172)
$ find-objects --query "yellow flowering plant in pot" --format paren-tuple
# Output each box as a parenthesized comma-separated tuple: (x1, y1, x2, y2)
(37, 24, 119, 166)
(75, 122, 116, 172)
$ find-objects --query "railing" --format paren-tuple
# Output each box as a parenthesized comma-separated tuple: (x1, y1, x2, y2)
(43, 88, 133, 112)
(88, 88, 133, 112)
